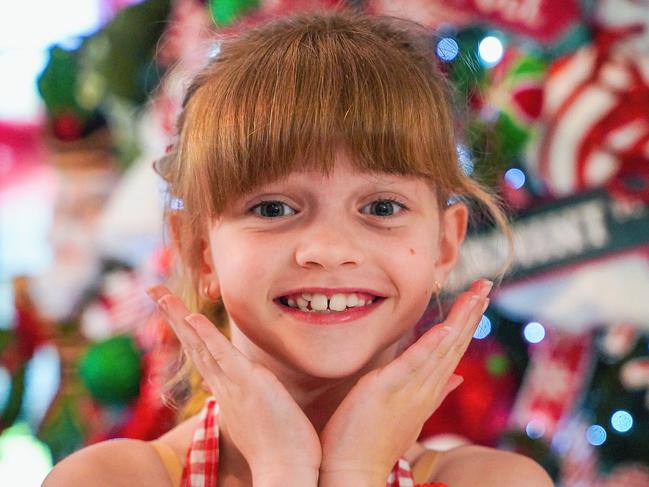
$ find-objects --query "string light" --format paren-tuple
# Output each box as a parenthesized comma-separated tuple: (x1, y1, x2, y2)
(478, 35, 504, 67)
(610, 410, 633, 433)
(504, 168, 526, 189)
(586, 425, 607, 446)
(526, 419, 546, 439)
(473, 314, 491, 339)
(436, 37, 459, 62)
(523, 322, 545, 344)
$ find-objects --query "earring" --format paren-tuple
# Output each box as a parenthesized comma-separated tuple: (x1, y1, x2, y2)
(203, 283, 212, 300)
(434, 280, 443, 294)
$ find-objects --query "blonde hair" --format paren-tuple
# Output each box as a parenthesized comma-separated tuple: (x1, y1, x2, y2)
(155, 8, 513, 421)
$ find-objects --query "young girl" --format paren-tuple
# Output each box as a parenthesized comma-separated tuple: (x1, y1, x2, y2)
(44, 9, 553, 487)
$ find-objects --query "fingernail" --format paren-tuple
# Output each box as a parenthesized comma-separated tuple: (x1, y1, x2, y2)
(157, 296, 169, 312)
(440, 325, 452, 336)
(480, 279, 494, 297)
(147, 285, 167, 302)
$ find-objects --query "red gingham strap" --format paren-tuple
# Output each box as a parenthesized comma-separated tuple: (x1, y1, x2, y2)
(180, 397, 447, 487)
(180, 397, 219, 487)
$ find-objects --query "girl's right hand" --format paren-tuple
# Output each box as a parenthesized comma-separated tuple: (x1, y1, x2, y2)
(146, 285, 321, 486)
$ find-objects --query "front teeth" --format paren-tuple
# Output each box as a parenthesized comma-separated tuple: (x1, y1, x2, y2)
(285, 293, 372, 312)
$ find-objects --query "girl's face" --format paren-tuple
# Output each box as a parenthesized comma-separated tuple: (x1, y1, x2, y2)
(200, 150, 467, 380)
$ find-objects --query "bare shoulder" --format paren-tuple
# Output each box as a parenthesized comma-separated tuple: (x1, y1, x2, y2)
(41, 438, 172, 487)
(434, 444, 554, 487)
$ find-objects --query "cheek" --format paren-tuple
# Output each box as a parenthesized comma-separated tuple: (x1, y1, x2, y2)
(213, 234, 288, 309)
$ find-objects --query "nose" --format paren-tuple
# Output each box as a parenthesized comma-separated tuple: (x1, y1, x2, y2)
(294, 217, 365, 270)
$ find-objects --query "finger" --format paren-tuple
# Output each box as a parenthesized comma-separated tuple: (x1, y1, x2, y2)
(432, 293, 482, 360)
(156, 295, 228, 388)
(384, 280, 491, 383)
(184, 312, 253, 380)
(420, 298, 487, 403)
(146, 284, 172, 302)
(434, 279, 493, 359)
(450, 296, 488, 359)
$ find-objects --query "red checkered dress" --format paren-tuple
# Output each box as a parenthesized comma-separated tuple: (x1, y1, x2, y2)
(180, 396, 447, 487)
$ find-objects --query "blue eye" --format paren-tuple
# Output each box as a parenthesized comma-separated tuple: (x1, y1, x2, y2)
(361, 198, 409, 217)
(250, 200, 296, 218)
(249, 197, 409, 219)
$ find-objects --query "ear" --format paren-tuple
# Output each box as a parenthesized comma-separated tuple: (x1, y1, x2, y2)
(167, 211, 219, 284)
(435, 202, 468, 283)
(198, 229, 219, 284)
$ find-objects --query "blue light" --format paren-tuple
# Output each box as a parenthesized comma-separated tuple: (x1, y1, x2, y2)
(436, 38, 459, 62)
(523, 322, 545, 344)
(478, 36, 504, 67)
(504, 168, 526, 189)
(586, 425, 607, 446)
(611, 410, 633, 433)
(525, 419, 546, 439)
(473, 315, 491, 339)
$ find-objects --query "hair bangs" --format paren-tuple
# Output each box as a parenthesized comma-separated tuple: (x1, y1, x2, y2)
(176, 12, 458, 218)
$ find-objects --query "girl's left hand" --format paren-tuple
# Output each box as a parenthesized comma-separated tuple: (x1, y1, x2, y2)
(319, 278, 493, 485)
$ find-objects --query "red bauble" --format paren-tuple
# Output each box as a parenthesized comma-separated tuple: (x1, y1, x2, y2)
(52, 113, 83, 141)
(419, 336, 519, 446)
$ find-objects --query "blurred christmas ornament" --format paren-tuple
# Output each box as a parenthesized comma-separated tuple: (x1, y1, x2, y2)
(527, 0, 649, 198)
(369, 0, 582, 43)
(78, 335, 142, 405)
(507, 328, 595, 441)
(208, 0, 259, 26)
(487, 49, 547, 160)
(419, 323, 519, 447)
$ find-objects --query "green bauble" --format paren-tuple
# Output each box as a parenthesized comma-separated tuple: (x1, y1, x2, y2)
(78, 335, 142, 405)
(208, 0, 259, 26)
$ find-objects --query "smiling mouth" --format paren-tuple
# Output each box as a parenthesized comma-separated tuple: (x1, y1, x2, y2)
(275, 295, 386, 313)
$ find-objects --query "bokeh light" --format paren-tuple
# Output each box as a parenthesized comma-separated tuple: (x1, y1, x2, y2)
(526, 419, 546, 439)
(611, 410, 633, 433)
(436, 37, 459, 62)
(473, 314, 492, 339)
(504, 168, 526, 189)
(523, 322, 546, 344)
(587, 425, 607, 446)
(478, 36, 504, 66)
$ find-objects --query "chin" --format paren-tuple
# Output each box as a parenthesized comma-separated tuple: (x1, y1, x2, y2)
(285, 344, 386, 381)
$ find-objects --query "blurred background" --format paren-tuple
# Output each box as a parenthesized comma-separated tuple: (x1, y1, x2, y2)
(1, 0, 648, 485)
